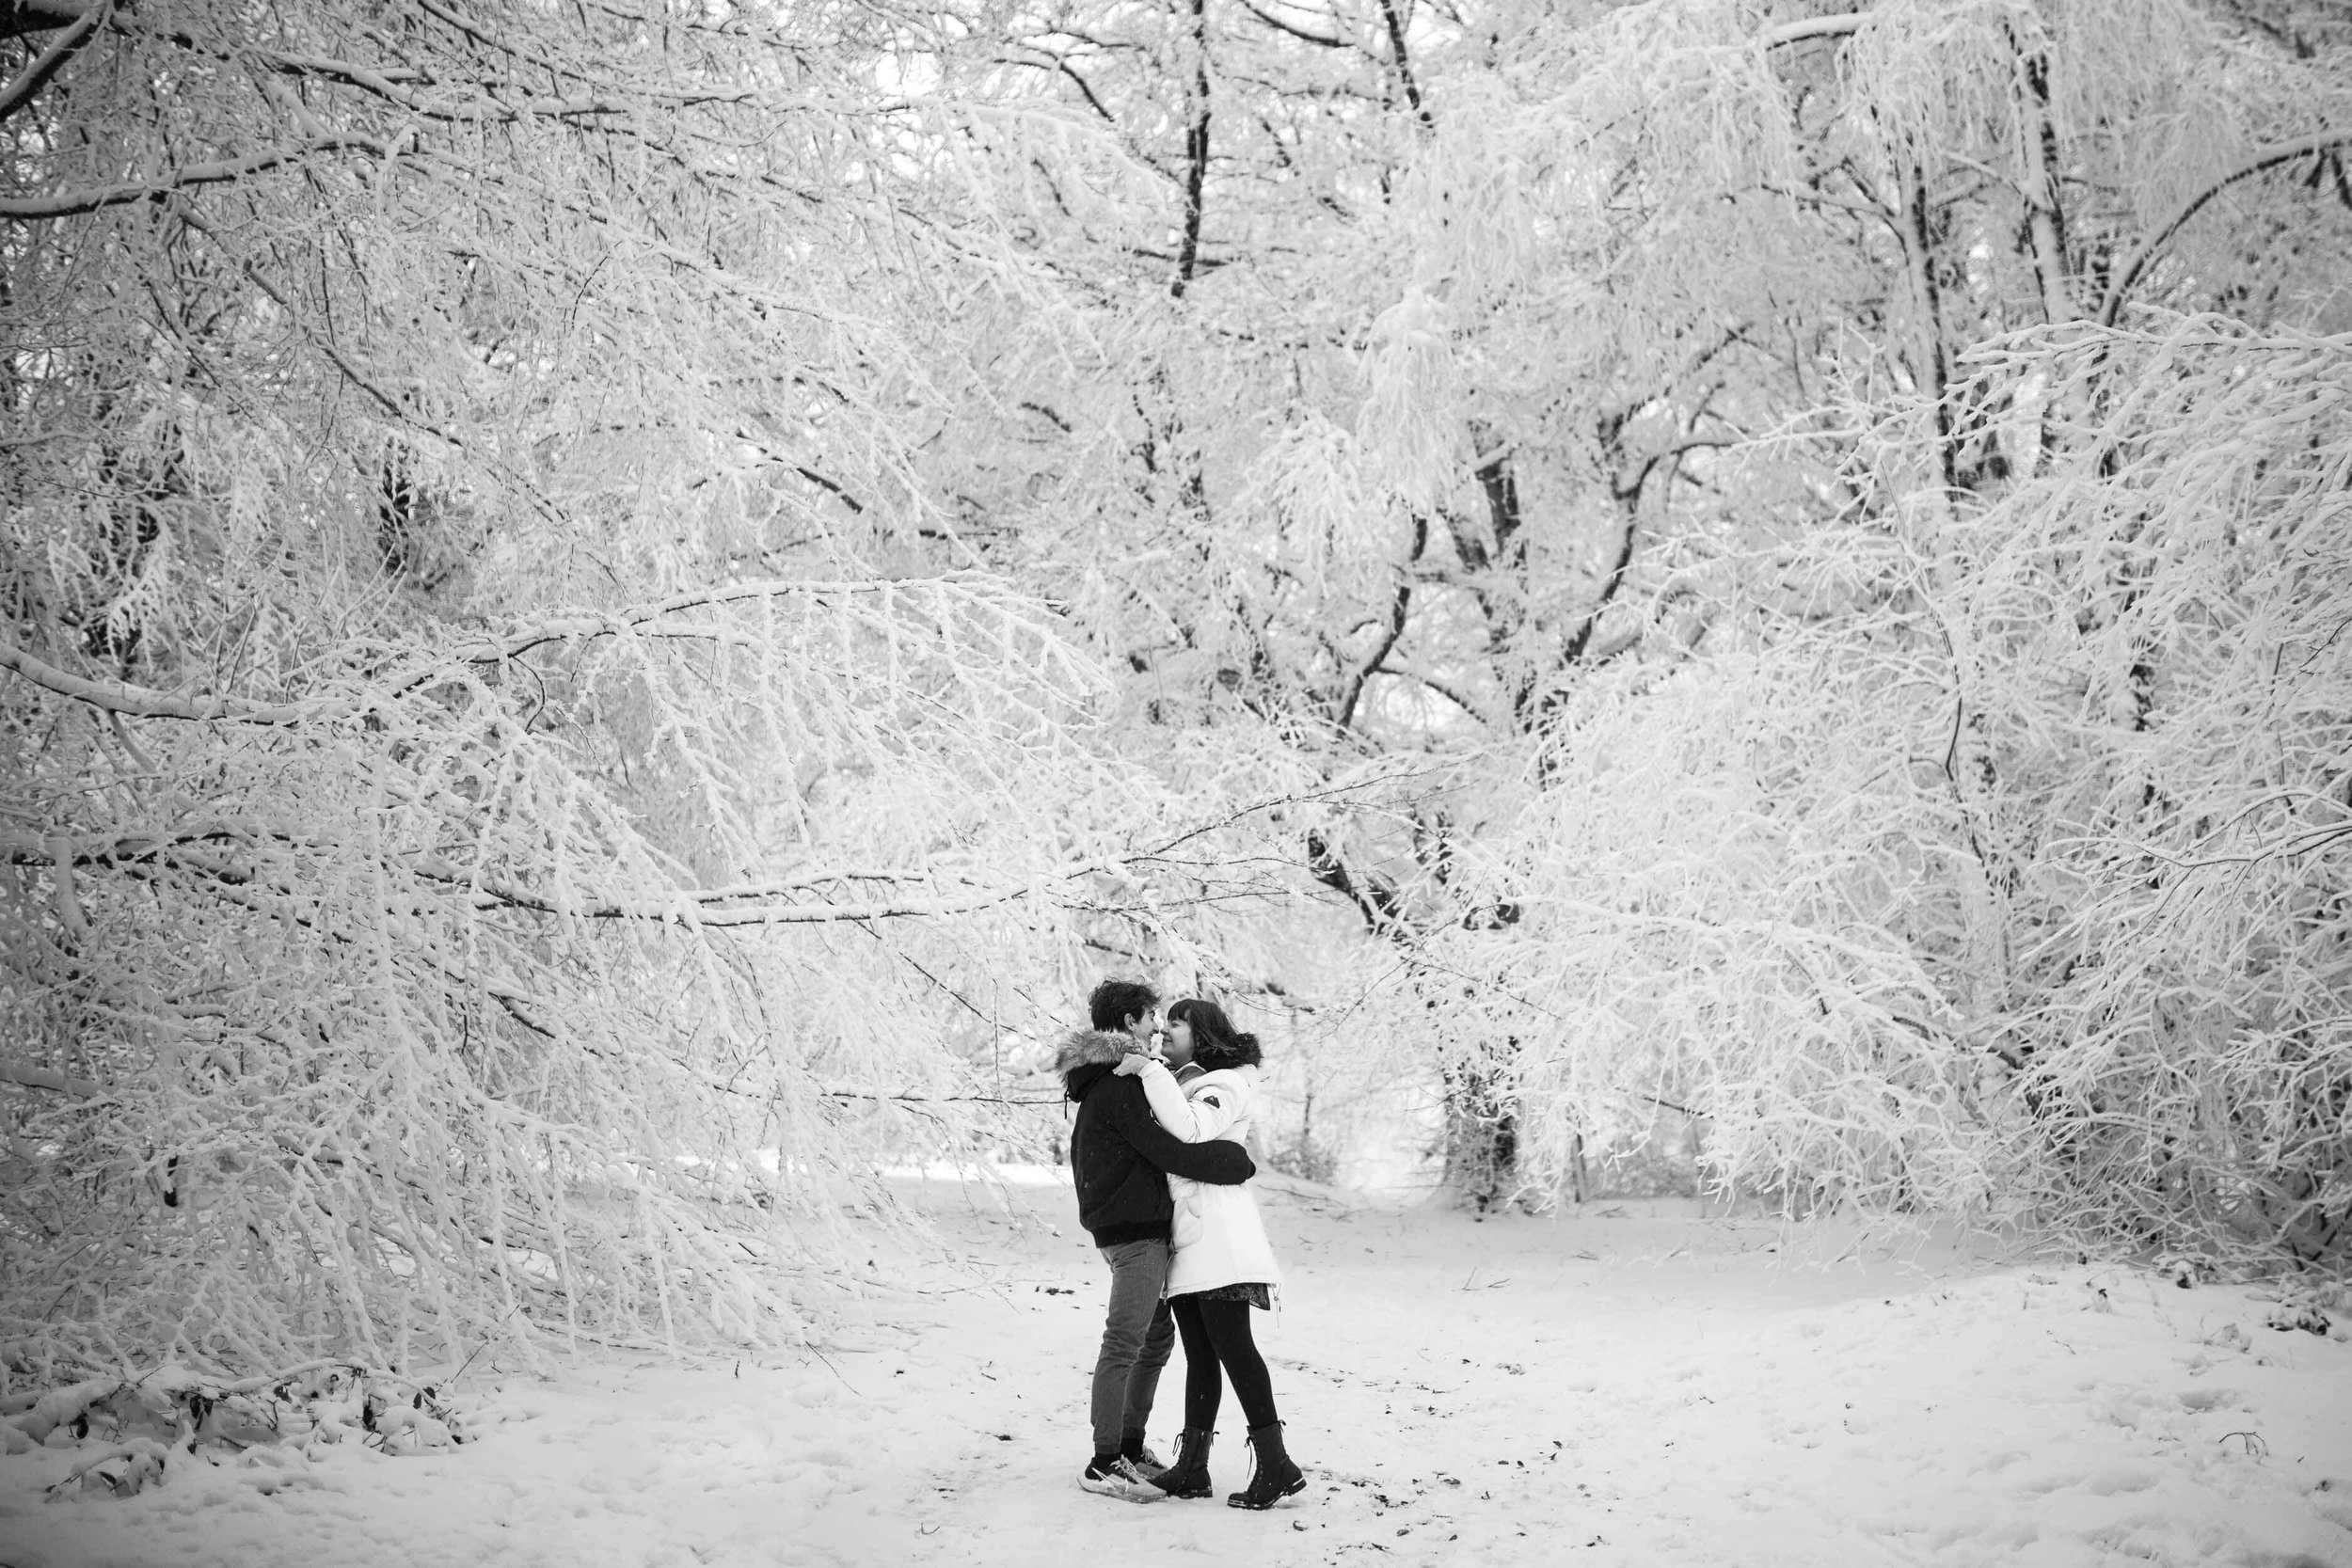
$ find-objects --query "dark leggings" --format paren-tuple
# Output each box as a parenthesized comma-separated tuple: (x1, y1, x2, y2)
(1170, 1293, 1279, 1433)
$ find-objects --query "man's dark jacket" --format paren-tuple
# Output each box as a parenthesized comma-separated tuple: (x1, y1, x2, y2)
(1055, 1029, 1256, 1246)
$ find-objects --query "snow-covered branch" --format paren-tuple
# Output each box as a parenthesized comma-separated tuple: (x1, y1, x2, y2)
(0, 1060, 103, 1098)
(0, 0, 103, 119)
(2096, 130, 2352, 325)
(0, 135, 411, 220)
(0, 0, 93, 40)
(1761, 12, 1872, 50)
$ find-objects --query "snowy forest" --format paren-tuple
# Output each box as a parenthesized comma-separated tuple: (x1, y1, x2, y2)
(3, 0, 2350, 1412)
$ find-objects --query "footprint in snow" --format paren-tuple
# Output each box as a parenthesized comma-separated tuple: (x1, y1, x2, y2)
(2176, 1386, 2243, 1412)
(2079, 1466, 2160, 1496)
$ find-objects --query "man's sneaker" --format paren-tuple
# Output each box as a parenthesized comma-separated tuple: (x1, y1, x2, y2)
(1080, 1456, 1166, 1503)
(1123, 1444, 1168, 1480)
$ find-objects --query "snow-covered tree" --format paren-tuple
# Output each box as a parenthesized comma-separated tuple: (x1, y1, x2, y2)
(934, 0, 2352, 1250)
(0, 0, 1305, 1372)
(7, 0, 2345, 1397)
(1403, 1, 2352, 1255)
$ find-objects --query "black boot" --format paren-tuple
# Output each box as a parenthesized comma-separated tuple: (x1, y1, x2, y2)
(1151, 1427, 1215, 1499)
(1225, 1421, 1305, 1510)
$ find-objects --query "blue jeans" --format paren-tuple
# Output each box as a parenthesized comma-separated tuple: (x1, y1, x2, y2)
(1090, 1237, 1176, 1455)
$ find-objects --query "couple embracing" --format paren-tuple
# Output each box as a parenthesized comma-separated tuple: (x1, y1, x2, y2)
(1053, 979, 1307, 1510)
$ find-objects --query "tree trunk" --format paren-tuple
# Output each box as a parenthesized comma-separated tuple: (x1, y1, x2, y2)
(1440, 1057, 1518, 1211)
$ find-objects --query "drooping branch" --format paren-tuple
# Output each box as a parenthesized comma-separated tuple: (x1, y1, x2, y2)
(1303, 830, 1408, 934)
(0, 640, 297, 723)
(822, 1090, 1060, 1105)
(1232, 0, 1343, 49)
(0, 578, 1046, 729)
(256, 47, 769, 117)
(0, 830, 1120, 927)
(1373, 658, 1486, 724)
(399, 863, 1102, 927)
(2097, 130, 2352, 326)
(1761, 11, 1871, 49)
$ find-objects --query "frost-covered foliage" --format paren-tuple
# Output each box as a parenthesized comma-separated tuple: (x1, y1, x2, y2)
(6, 0, 2348, 1400)
(0, 576, 1148, 1369)
(1132, 0, 2352, 1259)
(1423, 313, 2352, 1270)
(2, 1360, 460, 1483)
(0, 0, 1261, 1374)
(1408, 646, 1994, 1216)
(1944, 317, 2352, 1268)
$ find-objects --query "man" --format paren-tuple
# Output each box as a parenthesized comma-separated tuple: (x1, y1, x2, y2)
(1053, 978, 1258, 1502)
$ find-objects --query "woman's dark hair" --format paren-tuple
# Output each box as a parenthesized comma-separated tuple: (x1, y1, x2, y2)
(1168, 998, 1262, 1070)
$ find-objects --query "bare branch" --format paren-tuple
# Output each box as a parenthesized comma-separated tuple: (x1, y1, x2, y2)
(1374, 659, 1486, 724)
(1232, 0, 1344, 49)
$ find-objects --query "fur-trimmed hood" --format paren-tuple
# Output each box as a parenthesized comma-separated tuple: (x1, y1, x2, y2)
(1053, 1028, 1131, 1074)
(1054, 1028, 1133, 1101)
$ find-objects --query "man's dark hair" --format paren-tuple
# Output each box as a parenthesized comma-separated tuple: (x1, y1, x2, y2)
(1088, 978, 1159, 1033)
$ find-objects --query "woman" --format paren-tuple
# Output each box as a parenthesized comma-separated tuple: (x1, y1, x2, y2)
(1114, 998, 1306, 1510)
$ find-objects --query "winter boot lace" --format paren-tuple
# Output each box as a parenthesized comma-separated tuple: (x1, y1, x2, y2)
(1151, 1427, 1216, 1499)
(1225, 1420, 1305, 1510)
(1119, 1431, 1168, 1480)
(1080, 1453, 1165, 1504)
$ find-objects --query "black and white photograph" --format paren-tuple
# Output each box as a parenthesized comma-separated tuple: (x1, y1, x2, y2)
(2, 0, 2348, 1563)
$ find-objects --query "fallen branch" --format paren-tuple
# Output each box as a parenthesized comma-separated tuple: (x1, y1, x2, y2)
(7, 1377, 118, 1443)
(43, 1437, 169, 1500)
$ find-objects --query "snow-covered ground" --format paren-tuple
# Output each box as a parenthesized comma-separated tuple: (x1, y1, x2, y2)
(5, 1172, 2349, 1568)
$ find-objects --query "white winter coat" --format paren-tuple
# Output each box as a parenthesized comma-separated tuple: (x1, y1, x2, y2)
(1133, 1060, 1282, 1298)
